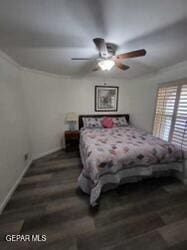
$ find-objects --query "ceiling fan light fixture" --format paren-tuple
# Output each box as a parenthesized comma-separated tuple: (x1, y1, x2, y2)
(98, 59, 115, 71)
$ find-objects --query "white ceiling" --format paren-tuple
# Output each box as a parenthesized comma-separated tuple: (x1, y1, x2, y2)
(0, 0, 186, 79)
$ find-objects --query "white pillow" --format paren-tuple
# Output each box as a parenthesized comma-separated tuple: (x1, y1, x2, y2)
(112, 116, 128, 127)
(83, 117, 103, 128)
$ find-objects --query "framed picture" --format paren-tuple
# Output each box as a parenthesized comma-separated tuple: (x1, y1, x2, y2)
(95, 85, 119, 112)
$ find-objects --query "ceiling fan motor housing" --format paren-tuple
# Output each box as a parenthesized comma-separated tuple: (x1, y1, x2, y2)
(106, 43, 117, 58)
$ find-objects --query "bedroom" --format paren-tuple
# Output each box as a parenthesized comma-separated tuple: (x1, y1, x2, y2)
(0, 0, 187, 249)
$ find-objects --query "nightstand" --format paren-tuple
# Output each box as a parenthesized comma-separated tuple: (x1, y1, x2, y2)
(65, 130, 80, 152)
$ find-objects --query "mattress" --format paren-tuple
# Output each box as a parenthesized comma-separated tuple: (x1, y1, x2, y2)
(78, 126, 184, 206)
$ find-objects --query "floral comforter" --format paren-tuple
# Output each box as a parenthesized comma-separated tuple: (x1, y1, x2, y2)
(78, 127, 183, 206)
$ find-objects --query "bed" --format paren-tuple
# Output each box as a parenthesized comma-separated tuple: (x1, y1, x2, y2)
(78, 114, 186, 206)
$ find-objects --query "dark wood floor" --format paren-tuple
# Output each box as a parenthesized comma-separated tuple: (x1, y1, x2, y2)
(0, 150, 187, 250)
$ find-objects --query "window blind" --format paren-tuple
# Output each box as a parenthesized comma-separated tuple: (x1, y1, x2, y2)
(153, 86, 177, 141)
(171, 84, 187, 149)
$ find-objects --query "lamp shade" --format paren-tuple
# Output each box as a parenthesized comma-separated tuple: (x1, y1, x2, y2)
(65, 112, 77, 122)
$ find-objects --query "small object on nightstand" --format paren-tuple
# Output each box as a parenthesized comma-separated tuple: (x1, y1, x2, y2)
(65, 112, 77, 131)
(65, 130, 80, 152)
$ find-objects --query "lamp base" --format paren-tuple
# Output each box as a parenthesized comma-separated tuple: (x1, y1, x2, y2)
(69, 121, 76, 131)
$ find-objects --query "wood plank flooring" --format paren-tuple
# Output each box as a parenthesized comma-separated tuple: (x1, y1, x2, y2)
(0, 150, 187, 250)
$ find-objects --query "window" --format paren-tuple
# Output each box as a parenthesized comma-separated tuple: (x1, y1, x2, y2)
(153, 86, 177, 141)
(153, 81, 187, 149)
(171, 85, 187, 149)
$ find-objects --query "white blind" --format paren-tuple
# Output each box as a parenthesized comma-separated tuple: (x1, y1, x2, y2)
(171, 84, 187, 149)
(153, 86, 177, 141)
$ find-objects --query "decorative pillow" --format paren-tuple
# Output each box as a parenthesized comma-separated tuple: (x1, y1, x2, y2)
(83, 117, 102, 128)
(102, 117, 113, 128)
(112, 116, 128, 127)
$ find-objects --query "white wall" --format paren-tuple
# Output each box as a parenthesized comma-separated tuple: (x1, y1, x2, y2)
(0, 52, 30, 212)
(127, 76, 157, 133)
(21, 69, 131, 158)
(128, 60, 187, 132)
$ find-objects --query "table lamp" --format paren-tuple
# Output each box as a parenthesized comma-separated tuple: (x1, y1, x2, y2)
(65, 112, 77, 131)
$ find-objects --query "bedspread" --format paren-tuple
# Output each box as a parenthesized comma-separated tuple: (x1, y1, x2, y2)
(78, 127, 184, 206)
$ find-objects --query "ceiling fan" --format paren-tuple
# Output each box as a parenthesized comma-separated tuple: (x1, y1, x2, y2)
(71, 38, 147, 71)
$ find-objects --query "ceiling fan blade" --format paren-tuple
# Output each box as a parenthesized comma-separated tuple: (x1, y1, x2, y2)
(115, 61, 130, 71)
(71, 58, 91, 60)
(116, 49, 146, 60)
(93, 38, 108, 58)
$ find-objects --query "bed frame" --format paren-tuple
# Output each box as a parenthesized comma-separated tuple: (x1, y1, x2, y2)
(78, 114, 130, 130)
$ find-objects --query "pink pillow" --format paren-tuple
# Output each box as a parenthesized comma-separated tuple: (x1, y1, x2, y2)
(102, 117, 113, 128)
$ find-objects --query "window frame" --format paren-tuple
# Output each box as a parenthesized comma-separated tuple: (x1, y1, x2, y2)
(152, 79, 187, 144)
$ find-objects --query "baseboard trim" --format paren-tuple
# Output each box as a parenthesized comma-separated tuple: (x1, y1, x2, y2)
(0, 159, 33, 214)
(32, 147, 62, 161)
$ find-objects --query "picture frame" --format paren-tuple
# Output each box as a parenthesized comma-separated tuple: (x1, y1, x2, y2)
(95, 85, 119, 112)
